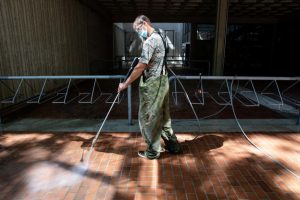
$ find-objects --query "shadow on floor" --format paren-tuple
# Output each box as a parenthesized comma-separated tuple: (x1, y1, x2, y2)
(0, 132, 299, 199)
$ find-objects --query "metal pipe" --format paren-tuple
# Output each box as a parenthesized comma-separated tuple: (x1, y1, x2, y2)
(168, 76, 300, 81)
(0, 75, 132, 124)
(2, 75, 300, 81)
(38, 79, 48, 103)
(127, 85, 132, 125)
(234, 80, 260, 107)
(173, 79, 178, 105)
(63, 79, 72, 104)
(0, 75, 126, 80)
(90, 79, 97, 103)
(12, 79, 24, 103)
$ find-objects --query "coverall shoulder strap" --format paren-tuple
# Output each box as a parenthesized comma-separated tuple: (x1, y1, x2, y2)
(155, 30, 168, 75)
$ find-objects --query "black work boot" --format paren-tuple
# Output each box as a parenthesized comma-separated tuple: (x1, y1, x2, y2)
(164, 140, 183, 154)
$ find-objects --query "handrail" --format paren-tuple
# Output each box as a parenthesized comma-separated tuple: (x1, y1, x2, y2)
(0, 75, 132, 125)
(169, 75, 300, 81)
(0, 75, 126, 80)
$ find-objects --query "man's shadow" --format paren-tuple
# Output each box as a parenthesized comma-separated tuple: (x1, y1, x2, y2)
(75, 133, 224, 156)
(77, 133, 139, 154)
(159, 134, 225, 158)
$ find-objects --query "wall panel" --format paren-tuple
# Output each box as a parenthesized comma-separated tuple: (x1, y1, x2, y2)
(0, 0, 90, 109)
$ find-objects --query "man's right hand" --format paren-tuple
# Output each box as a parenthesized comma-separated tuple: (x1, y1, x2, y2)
(118, 83, 127, 93)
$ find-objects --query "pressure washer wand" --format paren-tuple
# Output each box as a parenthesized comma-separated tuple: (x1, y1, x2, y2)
(125, 57, 139, 79)
(81, 57, 139, 162)
(90, 92, 121, 150)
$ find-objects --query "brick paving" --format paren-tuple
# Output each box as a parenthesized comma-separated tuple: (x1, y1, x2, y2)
(0, 132, 300, 200)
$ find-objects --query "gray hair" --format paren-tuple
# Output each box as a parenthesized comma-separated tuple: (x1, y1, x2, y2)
(133, 15, 152, 30)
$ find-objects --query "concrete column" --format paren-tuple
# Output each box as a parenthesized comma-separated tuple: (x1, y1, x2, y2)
(213, 0, 229, 76)
(189, 23, 198, 68)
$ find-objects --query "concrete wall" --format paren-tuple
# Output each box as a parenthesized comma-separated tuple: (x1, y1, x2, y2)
(0, 0, 89, 77)
(0, 0, 113, 109)
(87, 11, 113, 74)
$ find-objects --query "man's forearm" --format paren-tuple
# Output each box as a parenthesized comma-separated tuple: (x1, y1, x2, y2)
(124, 63, 146, 87)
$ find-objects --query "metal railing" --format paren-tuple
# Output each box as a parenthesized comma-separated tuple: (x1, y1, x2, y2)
(0, 75, 132, 126)
(169, 75, 300, 124)
(1, 75, 299, 133)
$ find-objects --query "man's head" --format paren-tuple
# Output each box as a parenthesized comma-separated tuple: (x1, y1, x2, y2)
(133, 15, 153, 38)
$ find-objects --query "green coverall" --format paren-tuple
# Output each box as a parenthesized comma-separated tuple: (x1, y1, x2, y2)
(138, 31, 181, 159)
(139, 74, 181, 158)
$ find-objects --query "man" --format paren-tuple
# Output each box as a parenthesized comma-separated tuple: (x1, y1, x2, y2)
(118, 15, 182, 160)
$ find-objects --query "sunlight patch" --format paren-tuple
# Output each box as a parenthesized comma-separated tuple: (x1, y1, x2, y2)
(26, 161, 87, 193)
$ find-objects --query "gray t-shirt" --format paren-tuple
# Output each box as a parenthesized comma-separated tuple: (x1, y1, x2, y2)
(139, 31, 166, 79)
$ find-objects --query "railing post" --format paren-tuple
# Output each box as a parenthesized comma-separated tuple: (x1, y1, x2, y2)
(127, 84, 132, 125)
(174, 78, 178, 105)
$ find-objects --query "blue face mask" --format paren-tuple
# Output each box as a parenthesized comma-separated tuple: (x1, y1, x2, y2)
(138, 28, 147, 38)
